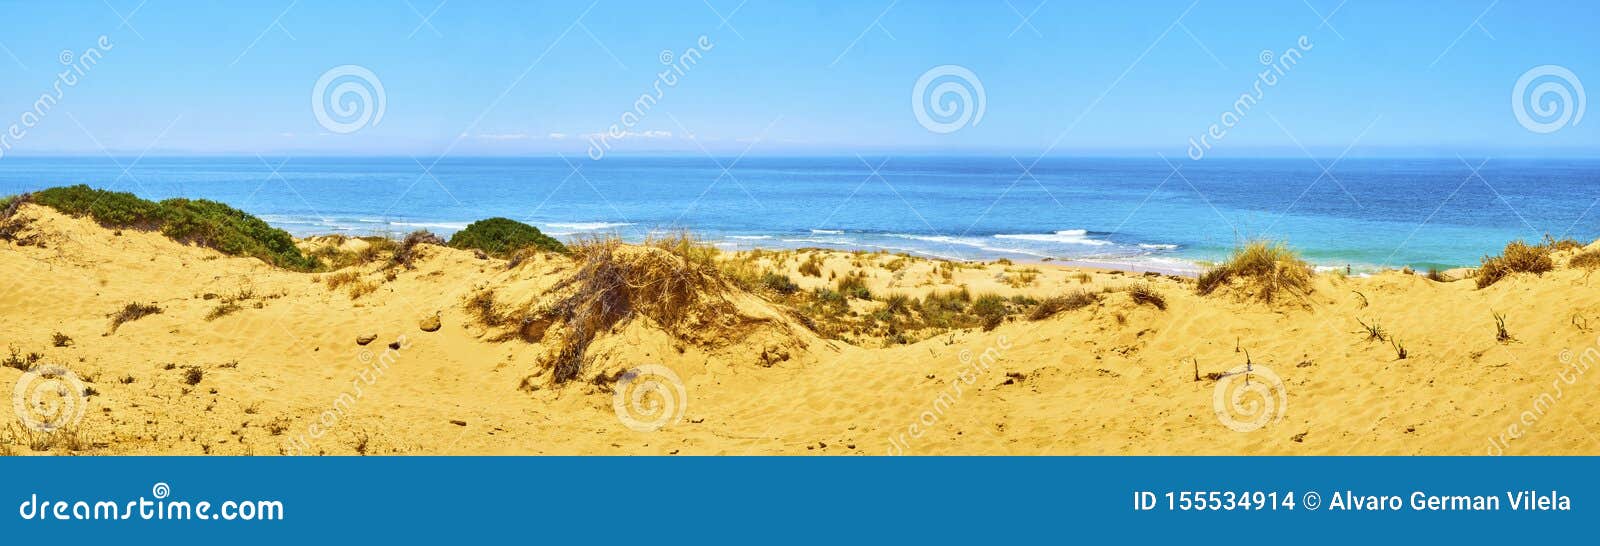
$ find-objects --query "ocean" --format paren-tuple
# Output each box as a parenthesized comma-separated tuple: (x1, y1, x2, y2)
(2, 156, 1596, 272)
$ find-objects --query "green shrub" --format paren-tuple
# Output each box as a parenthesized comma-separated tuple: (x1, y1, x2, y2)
(448, 217, 567, 257)
(31, 185, 317, 270)
(971, 294, 1008, 331)
(761, 272, 800, 295)
(158, 198, 314, 270)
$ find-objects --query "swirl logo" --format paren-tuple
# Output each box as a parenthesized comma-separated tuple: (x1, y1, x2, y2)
(151, 482, 171, 499)
(1258, 49, 1276, 66)
(1211, 363, 1286, 432)
(1512, 65, 1585, 134)
(12, 365, 86, 432)
(611, 364, 686, 432)
(912, 65, 986, 134)
(311, 65, 386, 134)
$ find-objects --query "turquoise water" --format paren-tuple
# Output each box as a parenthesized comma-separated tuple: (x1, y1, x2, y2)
(2, 156, 1595, 271)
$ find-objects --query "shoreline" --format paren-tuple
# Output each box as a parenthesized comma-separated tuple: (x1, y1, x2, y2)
(296, 226, 1444, 279)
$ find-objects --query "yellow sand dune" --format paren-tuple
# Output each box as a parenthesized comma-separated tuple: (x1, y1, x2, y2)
(2, 204, 1598, 455)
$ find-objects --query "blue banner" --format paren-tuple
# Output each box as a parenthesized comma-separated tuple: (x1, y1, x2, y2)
(0, 457, 1591, 543)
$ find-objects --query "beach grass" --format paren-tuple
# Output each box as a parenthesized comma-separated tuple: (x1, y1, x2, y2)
(1195, 240, 1313, 302)
(1476, 240, 1553, 288)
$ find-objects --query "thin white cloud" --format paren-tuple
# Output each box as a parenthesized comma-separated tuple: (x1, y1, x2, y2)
(582, 130, 674, 140)
(472, 132, 531, 141)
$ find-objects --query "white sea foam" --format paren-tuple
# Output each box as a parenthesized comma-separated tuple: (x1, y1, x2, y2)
(993, 230, 1110, 246)
(725, 235, 771, 240)
(392, 221, 471, 230)
(545, 221, 634, 231)
(810, 229, 844, 234)
(884, 234, 1051, 258)
(1138, 243, 1180, 250)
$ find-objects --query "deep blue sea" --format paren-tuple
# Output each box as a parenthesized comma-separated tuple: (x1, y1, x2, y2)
(2, 156, 1596, 271)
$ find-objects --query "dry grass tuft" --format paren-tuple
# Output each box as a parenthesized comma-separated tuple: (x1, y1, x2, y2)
(108, 302, 163, 332)
(1541, 234, 1584, 252)
(1569, 249, 1600, 270)
(1124, 283, 1167, 310)
(1476, 240, 1553, 288)
(391, 230, 446, 269)
(532, 235, 740, 384)
(1028, 291, 1099, 321)
(1195, 240, 1313, 303)
(798, 254, 824, 277)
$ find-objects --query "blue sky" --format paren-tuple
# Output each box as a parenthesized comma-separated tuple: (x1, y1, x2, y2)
(0, 0, 1595, 158)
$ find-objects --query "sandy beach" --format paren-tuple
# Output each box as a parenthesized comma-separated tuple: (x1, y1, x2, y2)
(2, 197, 1598, 456)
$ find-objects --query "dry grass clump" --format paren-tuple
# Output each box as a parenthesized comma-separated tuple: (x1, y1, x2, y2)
(1541, 234, 1584, 253)
(322, 269, 380, 299)
(1002, 267, 1040, 288)
(798, 254, 824, 277)
(646, 230, 718, 269)
(205, 303, 243, 321)
(391, 230, 446, 269)
(308, 236, 401, 270)
(108, 302, 163, 332)
(1195, 240, 1313, 303)
(1476, 240, 1553, 288)
(1124, 283, 1167, 310)
(836, 271, 872, 300)
(529, 235, 741, 384)
(3, 346, 43, 371)
(1569, 249, 1600, 270)
(324, 270, 361, 290)
(1028, 291, 1099, 321)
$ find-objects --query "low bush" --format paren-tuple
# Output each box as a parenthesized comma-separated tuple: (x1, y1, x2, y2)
(32, 185, 318, 270)
(1476, 240, 1553, 288)
(447, 217, 566, 258)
